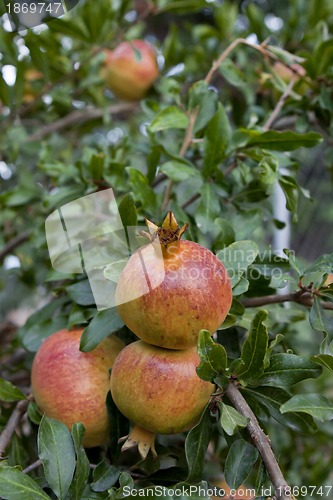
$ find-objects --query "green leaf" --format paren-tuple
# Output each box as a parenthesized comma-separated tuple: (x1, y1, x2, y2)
(243, 130, 323, 151)
(159, 161, 197, 182)
(203, 103, 231, 177)
(217, 240, 259, 286)
(280, 394, 333, 422)
(232, 276, 249, 296)
(91, 462, 120, 492)
(148, 106, 189, 132)
(185, 406, 212, 482)
(70, 423, 90, 500)
(196, 330, 227, 381)
(233, 311, 269, 385)
(38, 416, 76, 500)
(244, 387, 318, 433)
(0, 379, 26, 402)
(66, 280, 95, 306)
(279, 175, 299, 220)
(126, 167, 157, 212)
(27, 401, 42, 425)
(106, 392, 130, 463)
(218, 402, 248, 436)
(0, 466, 50, 500)
(258, 354, 322, 386)
(118, 193, 137, 228)
(309, 297, 333, 344)
(194, 183, 220, 234)
(283, 248, 305, 277)
(80, 309, 124, 352)
(303, 252, 333, 275)
(311, 354, 333, 372)
(224, 440, 259, 490)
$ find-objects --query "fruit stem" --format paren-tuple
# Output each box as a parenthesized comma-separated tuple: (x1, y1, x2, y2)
(120, 424, 157, 459)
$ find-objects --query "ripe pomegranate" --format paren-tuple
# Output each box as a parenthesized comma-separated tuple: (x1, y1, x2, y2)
(110, 340, 215, 458)
(115, 212, 232, 349)
(102, 39, 159, 101)
(31, 328, 124, 448)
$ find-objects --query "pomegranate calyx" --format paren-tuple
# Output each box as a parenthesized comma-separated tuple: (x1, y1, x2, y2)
(142, 211, 189, 249)
(120, 424, 157, 459)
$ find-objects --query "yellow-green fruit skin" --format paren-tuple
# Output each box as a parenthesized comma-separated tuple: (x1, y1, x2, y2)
(31, 329, 124, 448)
(115, 240, 232, 349)
(110, 340, 215, 435)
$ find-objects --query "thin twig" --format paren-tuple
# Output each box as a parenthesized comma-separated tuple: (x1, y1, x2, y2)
(225, 381, 292, 500)
(0, 231, 31, 263)
(181, 192, 201, 210)
(263, 77, 297, 131)
(23, 459, 42, 474)
(0, 398, 30, 458)
(26, 102, 138, 142)
(242, 293, 333, 310)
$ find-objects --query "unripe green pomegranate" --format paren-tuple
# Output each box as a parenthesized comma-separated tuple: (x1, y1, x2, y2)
(31, 329, 124, 448)
(115, 212, 232, 349)
(110, 340, 215, 458)
(102, 39, 159, 101)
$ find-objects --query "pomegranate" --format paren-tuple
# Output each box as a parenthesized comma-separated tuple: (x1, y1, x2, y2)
(110, 340, 215, 458)
(31, 328, 124, 448)
(102, 40, 159, 101)
(115, 212, 232, 349)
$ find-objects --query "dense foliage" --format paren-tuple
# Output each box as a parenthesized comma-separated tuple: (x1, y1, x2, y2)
(1, 0, 333, 499)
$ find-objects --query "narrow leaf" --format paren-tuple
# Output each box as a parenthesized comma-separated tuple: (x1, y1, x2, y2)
(80, 309, 124, 352)
(233, 310, 269, 384)
(203, 103, 231, 177)
(258, 353, 322, 386)
(218, 402, 248, 436)
(0, 466, 50, 500)
(149, 106, 189, 132)
(311, 354, 333, 372)
(0, 379, 26, 402)
(38, 416, 75, 500)
(280, 394, 333, 422)
(185, 406, 212, 482)
(70, 423, 90, 500)
(244, 387, 318, 433)
(196, 330, 227, 382)
(224, 440, 259, 489)
(118, 193, 137, 228)
(91, 462, 120, 492)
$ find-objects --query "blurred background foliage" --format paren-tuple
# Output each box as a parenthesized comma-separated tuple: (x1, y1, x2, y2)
(0, 0, 333, 498)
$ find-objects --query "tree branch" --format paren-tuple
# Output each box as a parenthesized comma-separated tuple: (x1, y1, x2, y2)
(225, 381, 292, 500)
(0, 398, 30, 458)
(26, 102, 138, 142)
(23, 459, 42, 474)
(0, 230, 31, 263)
(263, 77, 297, 131)
(242, 293, 333, 310)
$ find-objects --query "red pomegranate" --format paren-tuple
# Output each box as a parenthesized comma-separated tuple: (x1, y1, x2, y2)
(31, 329, 124, 448)
(102, 39, 159, 101)
(115, 212, 232, 349)
(110, 340, 215, 458)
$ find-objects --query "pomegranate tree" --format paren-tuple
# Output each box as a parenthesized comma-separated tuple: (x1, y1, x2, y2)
(110, 340, 215, 458)
(115, 212, 232, 349)
(31, 328, 124, 448)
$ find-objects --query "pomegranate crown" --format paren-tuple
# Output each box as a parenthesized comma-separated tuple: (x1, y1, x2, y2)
(142, 211, 189, 248)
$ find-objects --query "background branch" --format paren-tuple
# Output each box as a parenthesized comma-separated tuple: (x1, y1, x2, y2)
(26, 102, 138, 142)
(226, 381, 292, 500)
(0, 398, 30, 458)
(242, 293, 333, 310)
(0, 231, 31, 263)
